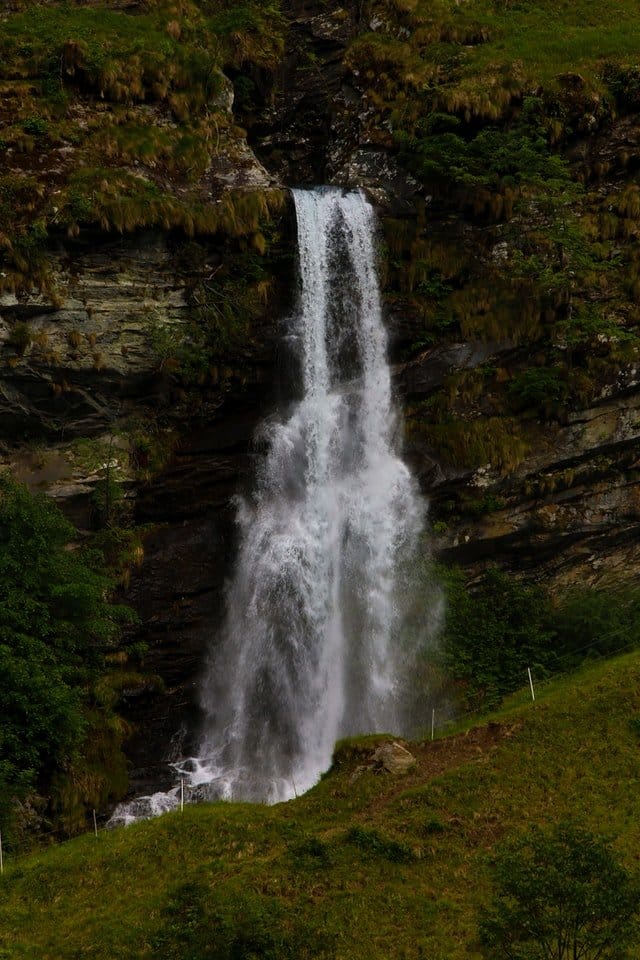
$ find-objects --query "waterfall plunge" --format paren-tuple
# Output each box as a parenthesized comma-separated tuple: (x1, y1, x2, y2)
(110, 188, 431, 824)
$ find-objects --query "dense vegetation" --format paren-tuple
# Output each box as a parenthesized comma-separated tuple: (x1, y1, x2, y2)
(1, 651, 640, 958)
(439, 566, 640, 710)
(0, 476, 136, 841)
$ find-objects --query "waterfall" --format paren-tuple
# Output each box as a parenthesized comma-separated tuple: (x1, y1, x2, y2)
(109, 188, 429, 824)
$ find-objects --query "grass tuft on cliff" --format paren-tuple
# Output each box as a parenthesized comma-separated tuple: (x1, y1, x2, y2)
(1, 650, 640, 958)
(0, 0, 286, 294)
(351, 0, 640, 125)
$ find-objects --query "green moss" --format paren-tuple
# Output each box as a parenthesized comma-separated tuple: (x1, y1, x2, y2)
(458, 492, 506, 517)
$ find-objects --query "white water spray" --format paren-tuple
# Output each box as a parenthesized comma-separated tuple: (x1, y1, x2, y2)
(110, 188, 430, 824)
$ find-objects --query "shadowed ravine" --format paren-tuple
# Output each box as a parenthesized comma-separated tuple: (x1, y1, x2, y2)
(110, 188, 431, 824)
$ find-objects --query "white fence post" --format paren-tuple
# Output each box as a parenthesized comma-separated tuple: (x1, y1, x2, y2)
(528, 666, 536, 702)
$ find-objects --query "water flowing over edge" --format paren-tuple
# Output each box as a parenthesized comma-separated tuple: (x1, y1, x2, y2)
(109, 187, 436, 826)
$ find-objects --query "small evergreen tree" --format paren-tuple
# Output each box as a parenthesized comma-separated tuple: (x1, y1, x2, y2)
(479, 822, 640, 960)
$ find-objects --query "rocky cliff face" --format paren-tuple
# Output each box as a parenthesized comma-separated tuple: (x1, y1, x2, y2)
(0, 221, 289, 795)
(244, 0, 640, 594)
(3, 0, 640, 806)
(390, 105, 640, 592)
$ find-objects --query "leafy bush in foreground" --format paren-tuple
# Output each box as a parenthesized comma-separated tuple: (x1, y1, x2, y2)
(479, 822, 640, 959)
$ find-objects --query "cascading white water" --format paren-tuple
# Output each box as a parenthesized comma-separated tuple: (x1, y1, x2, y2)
(186, 187, 426, 802)
(109, 187, 429, 825)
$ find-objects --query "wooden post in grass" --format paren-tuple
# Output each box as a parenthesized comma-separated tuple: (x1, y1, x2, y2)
(180, 778, 184, 813)
(431, 708, 435, 741)
(93, 810, 98, 838)
(528, 666, 536, 702)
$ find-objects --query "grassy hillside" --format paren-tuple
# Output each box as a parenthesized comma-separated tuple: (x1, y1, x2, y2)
(1, 650, 640, 959)
(351, 0, 640, 122)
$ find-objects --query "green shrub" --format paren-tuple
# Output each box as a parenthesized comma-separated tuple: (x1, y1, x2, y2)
(423, 818, 446, 835)
(289, 835, 333, 867)
(22, 116, 48, 137)
(508, 367, 568, 416)
(91, 475, 125, 529)
(155, 880, 330, 960)
(397, 97, 571, 195)
(345, 826, 416, 863)
(554, 586, 640, 664)
(479, 822, 640, 959)
(438, 566, 640, 712)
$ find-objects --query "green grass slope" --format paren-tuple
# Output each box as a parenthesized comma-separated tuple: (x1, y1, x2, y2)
(1, 651, 640, 959)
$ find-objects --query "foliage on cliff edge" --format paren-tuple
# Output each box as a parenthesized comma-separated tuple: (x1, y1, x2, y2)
(0, 475, 136, 839)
